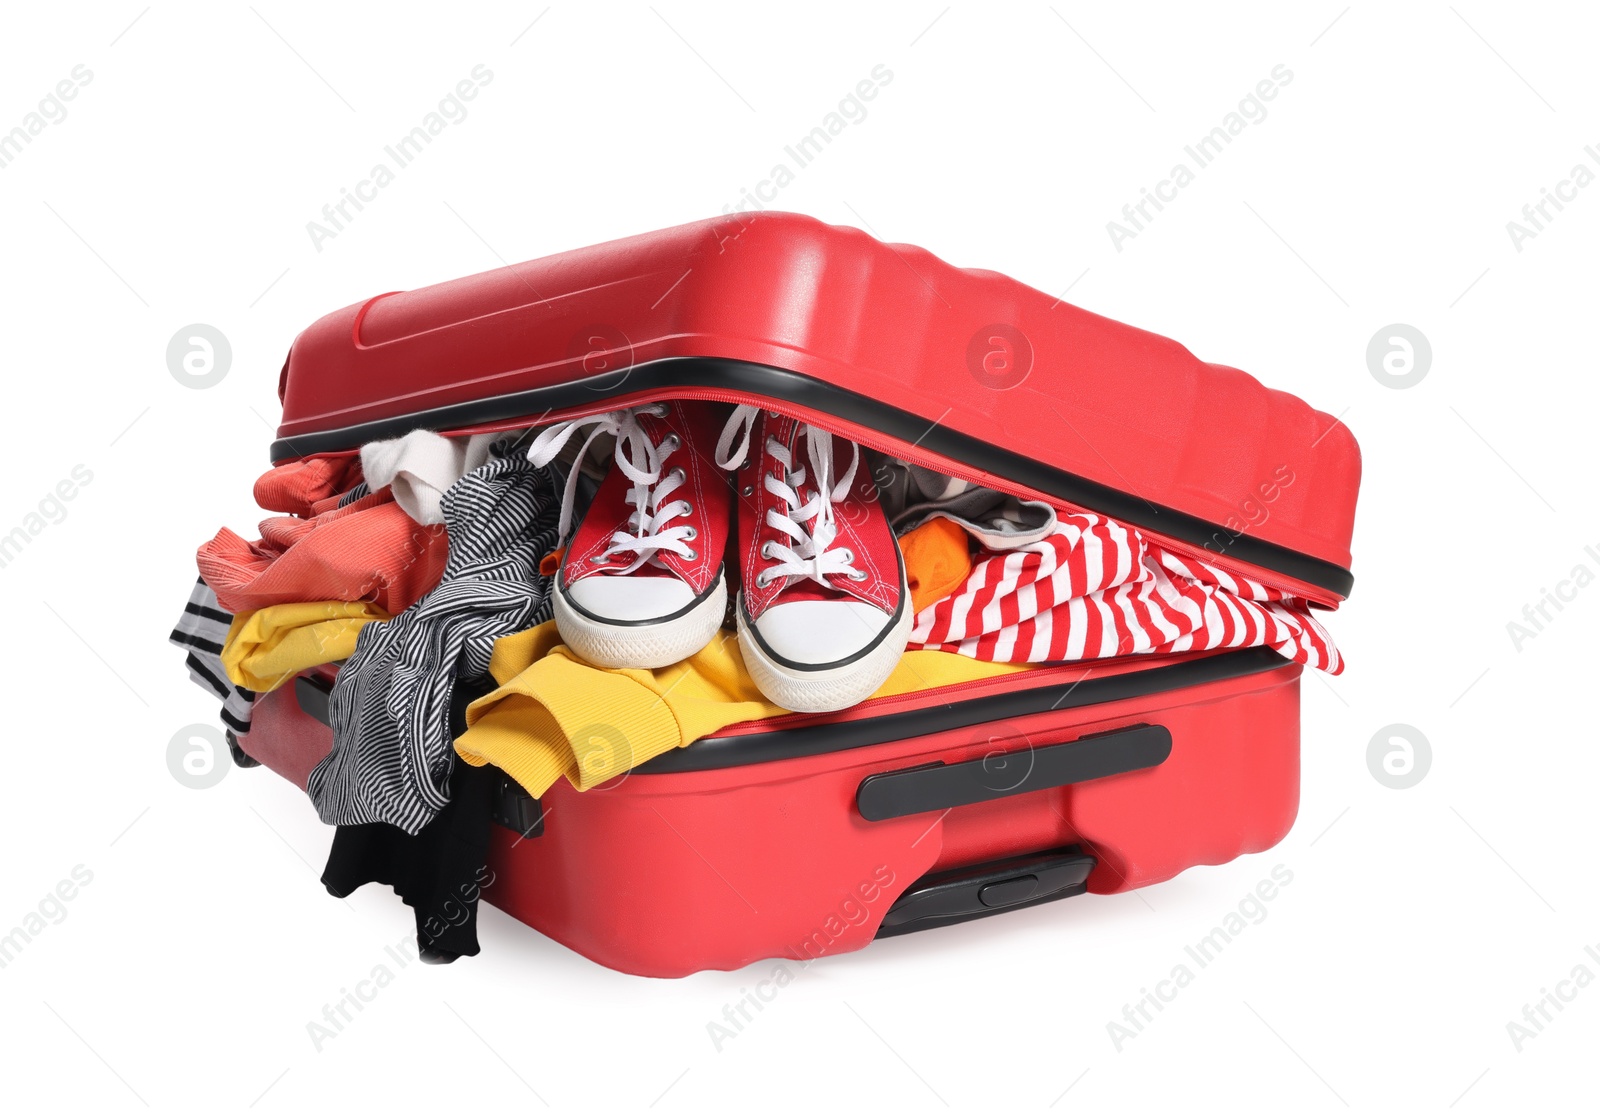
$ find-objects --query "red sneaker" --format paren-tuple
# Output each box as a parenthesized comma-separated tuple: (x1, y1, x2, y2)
(716, 406, 910, 712)
(528, 402, 730, 668)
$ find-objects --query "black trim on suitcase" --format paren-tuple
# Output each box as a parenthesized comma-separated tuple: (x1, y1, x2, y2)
(295, 675, 332, 726)
(875, 847, 1096, 938)
(635, 646, 1290, 773)
(297, 646, 1292, 778)
(490, 775, 544, 839)
(856, 724, 1171, 821)
(225, 730, 261, 769)
(269, 357, 1355, 598)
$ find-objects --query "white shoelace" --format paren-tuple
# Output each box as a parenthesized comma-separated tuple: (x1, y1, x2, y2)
(526, 404, 697, 574)
(715, 404, 865, 590)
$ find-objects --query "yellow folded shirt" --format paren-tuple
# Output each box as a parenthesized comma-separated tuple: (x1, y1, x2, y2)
(221, 599, 390, 692)
(454, 621, 1034, 799)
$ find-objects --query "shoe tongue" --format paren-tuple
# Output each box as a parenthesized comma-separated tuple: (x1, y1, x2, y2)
(768, 575, 843, 604)
(625, 405, 682, 515)
(763, 420, 869, 604)
(627, 411, 667, 466)
(613, 562, 679, 579)
(782, 420, 826, 502)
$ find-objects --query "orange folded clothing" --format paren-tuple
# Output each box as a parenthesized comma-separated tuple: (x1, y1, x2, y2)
(197, 486, 448, 616)
(252, 456, 363, 518)
(899, 517, 975, 614)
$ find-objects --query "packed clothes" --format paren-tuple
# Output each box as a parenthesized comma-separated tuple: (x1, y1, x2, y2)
(169, 578, 256, 736)
(221, 599, 391, 692)
(306, 450, 562, 835)
(877, 458, 1058, 549)
(360, 428, 511, 526)
(453, 620, 1033, 800)
(252, 454, 362, 517)
(321, 758, 500, 963)
(907, 512, 1342, 673)
(175, 402, 1345, 962)
(900, 518, 977, 614)
(197, 484, 447, 615)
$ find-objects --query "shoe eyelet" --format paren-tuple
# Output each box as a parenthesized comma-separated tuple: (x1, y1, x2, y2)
(648, 402, 669, 417)
(741, 484, 754, 498)
(760, 541, 774, 560)
(683, 547, 698, 560)
(839, 548, 854, 563)
(682, 526, 697, 540)
(669, 466, 685, 483)
(589, 554, 608, 565)
(848, 569, 868, 581)
(663, 434, 681, 452)
(755, 572, 773, 588)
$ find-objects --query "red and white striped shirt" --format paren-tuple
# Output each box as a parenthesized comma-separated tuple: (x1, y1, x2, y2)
(908, 512, 1342, 674)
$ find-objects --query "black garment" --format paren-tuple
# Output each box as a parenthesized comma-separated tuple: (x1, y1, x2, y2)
(321, 758, 499, 963)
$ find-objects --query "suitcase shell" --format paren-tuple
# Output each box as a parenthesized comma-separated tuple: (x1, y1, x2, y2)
(272, 212, 1359, 603)
(240, 213, 1358, 976)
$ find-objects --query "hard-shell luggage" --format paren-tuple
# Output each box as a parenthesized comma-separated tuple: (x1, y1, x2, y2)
(239, 212, 1360, 977)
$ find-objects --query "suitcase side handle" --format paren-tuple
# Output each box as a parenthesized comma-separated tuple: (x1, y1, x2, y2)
(855, 723, 1171, 822)
(875, 846, 1097, 937)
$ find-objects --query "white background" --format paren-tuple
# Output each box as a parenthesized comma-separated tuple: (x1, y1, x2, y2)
(1, 2, 1595, 1110)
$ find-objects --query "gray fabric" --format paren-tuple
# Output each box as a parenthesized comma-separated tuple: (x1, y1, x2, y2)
(307, 451, 562, 834)
(875, 457, 1057, 550)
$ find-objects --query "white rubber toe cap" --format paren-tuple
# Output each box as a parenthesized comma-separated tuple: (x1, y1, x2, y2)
(555, 573, 727, 670)
(737, 588, 913, 714)
(565, 574, 696, 623)
(750, 599, 891, 666)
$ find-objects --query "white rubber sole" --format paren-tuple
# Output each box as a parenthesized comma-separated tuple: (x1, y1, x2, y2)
(737, 587, 914, 714)
(554, 574, 727, 669)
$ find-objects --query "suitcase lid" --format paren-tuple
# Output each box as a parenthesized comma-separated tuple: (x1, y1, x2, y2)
(271, 213, 1360, 604)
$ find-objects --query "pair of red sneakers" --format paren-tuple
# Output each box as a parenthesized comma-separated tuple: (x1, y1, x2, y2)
(526, 402, 911, 713)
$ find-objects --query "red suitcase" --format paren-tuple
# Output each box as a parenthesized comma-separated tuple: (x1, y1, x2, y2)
(238, 212, 1360, 977)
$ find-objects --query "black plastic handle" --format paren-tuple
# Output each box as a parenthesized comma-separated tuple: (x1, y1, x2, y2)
(876, 847, 1096, 937)
(490, 775, 544, 839)
(856, 723, 1171, 822)
(296, 674, 333, 725)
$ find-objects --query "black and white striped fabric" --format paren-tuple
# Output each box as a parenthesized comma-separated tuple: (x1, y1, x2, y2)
(307, 451, 561, 834)
(169, 578, 255, 735)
